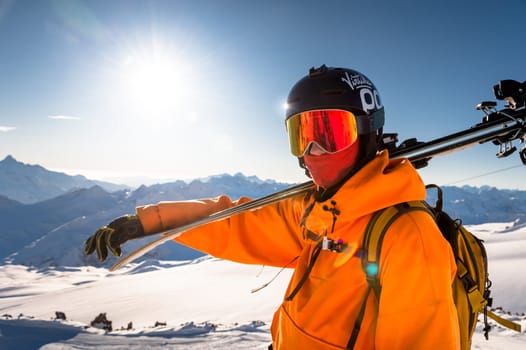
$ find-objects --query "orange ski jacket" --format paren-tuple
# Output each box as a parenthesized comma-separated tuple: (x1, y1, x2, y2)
(137, 151, 460, 349)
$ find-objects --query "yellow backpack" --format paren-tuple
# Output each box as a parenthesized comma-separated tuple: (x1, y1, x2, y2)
(347, 184, 521, 350)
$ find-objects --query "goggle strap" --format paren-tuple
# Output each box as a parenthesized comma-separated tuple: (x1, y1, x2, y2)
(356, 109, 385, 134)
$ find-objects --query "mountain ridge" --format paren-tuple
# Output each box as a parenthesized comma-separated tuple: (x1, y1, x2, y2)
(0, 155, 128, 204)
(1, 156, 526, 269)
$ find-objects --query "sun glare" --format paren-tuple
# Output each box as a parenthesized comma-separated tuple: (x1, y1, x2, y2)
(121, 48, 195, 115)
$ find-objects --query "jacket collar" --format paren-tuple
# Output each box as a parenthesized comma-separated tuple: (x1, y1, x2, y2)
(307, 150, 426, 224)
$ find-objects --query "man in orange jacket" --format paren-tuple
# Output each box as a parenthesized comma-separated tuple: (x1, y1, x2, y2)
(85, 65, 461, 349)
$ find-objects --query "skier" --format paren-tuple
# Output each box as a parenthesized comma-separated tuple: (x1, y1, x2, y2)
(85, 65, 460, 349)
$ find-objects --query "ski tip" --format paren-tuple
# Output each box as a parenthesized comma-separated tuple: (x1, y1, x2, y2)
(109, 261, 124, 272)
(109, 255, 134, 272)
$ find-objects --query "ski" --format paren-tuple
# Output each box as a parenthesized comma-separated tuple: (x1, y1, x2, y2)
(110, 181, 315, 271)
(111, 80, 526, 272)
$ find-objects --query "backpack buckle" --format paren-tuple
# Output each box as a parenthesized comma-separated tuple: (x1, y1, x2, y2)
(321, 236, 345, 252)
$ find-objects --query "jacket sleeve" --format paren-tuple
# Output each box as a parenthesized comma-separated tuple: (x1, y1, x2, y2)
(374, 210, 460, 350)
(136, 194, 306, 267)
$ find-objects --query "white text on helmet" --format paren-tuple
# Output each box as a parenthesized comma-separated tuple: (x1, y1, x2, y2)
(340, 72, 372, 90)
(360, 88, 383, 113)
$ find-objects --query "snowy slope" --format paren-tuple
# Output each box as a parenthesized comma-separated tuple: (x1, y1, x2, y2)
(0, 223, 525, 349)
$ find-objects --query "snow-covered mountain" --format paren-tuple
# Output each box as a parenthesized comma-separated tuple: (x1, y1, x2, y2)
(0, 173, 292, 267)
(0, 155, 127, 204)
(0, 185, 130, 261)
(428, 185, 526, 224)
(2, 155, 526, 269)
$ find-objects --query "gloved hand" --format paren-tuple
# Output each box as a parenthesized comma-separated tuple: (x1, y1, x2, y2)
(85, 214, 146, 261)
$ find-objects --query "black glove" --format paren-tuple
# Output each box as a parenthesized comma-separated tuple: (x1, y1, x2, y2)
(85, 215, 146, 261)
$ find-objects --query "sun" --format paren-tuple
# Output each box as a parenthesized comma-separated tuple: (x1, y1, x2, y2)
(120, 47, 194, 115)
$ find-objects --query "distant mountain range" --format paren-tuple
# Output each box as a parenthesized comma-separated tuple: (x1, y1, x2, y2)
(0, 155, 525, 268)
(0, 155, 127, 204)
(0, 156, 293, 267)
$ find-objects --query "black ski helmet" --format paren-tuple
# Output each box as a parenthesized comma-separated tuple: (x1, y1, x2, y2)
(285, 65, 384, 135)
(285, 65, 385, 178)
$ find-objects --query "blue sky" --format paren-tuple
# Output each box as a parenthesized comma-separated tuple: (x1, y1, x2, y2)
(0, 0, 525, 189)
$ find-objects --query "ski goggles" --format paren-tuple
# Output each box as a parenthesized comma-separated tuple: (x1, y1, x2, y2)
(286, 109, 359, 157)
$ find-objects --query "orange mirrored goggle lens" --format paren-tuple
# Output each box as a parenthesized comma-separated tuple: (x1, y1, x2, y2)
(286, 109, 359, 157)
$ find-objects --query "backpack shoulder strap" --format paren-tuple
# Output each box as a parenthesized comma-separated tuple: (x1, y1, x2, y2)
(361, 201, 430, 297)
(347, 200, 431, 349)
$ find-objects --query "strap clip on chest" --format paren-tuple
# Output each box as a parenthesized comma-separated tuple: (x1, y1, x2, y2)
(322, 236, 345, 252)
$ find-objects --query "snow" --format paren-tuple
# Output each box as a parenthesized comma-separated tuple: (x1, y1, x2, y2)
(1, 223, 525, 349)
